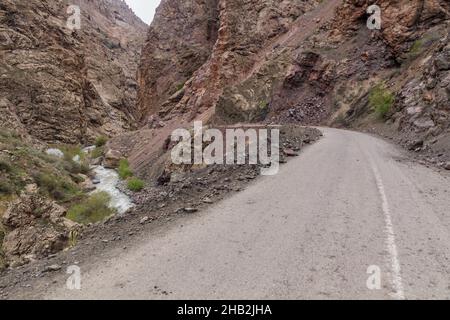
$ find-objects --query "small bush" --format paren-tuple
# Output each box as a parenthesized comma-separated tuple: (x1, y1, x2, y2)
(34, 172, 80, 201)
(95, 136, 108, 148)
(91, 146, 104, 159)
(118, 159, 133, 180)
(127, 178, 144, 192)
(409, 40, 423, 56)
(62, 159, 90, 176)
(59, 145, 83, 161)
(175, 82, 185, 92)
(0, 180, 14, 195)
(68, 229, 79, 247)
(0, 159, 12, 173)
(66, 192, 116, 224)
(369, 83, 394, 119)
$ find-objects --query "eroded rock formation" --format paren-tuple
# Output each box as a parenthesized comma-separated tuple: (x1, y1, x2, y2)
(2, 186, 80, 267)
(0, 0, 147, 144)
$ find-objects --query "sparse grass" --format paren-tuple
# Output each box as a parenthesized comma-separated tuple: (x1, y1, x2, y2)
(68, 230, 79, 247)
(0, 180, 14, 196)
(33, 172, 81, 201)
(369, 83, 395, 119)
(409, 39, 423, 56)
(118, 159, 133, 180)
(91, 146, 105, 159)
(259, 100, 269, 109)
(66, 192, 116, 224)
(58, 145, 83, 161)
(0, 159, 12, 173)
(95, 136, 108, 148)
(175, 81, 185, 92)
(403, 38, 429, 64)
(62, 159, 90, 175)
(127, 178, 144, 192)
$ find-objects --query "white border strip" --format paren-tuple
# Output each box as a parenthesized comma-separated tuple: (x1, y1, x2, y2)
(371, 164, 405, 300)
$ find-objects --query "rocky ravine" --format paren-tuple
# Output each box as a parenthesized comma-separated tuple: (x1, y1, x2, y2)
(1, 0, 450, 292)
(0, 0, 147, 144)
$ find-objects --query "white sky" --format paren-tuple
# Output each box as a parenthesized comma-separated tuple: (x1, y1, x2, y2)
(125, 0, 161, 24)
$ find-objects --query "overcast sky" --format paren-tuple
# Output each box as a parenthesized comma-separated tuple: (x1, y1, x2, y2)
(125, 0, 161, 24)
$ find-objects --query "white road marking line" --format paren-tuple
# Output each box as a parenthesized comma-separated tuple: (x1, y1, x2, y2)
(371, 164, 405, 300)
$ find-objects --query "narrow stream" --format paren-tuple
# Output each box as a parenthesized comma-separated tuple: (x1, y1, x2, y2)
(91, 166, 134, 214)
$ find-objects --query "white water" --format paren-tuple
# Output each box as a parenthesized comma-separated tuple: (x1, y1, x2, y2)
(92, 166, 134, 214)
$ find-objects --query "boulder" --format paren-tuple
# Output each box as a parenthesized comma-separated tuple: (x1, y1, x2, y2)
(104, 149, 123, 169)
(1, 190, 81, 267)
(444, 162, 450, 170)
(45, 148, 64, 159)
(283, 148, 299, 157)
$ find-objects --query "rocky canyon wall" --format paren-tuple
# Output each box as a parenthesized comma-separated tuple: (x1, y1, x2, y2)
(0, 0, 147, 144)
(137, 0, 321, 126)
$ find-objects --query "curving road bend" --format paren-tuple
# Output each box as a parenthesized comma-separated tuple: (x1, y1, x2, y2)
(46, 128, 450, 300)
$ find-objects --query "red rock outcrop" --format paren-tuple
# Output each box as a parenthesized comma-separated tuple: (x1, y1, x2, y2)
(133, 0, 449, 175)
(331, 0, 450, 55)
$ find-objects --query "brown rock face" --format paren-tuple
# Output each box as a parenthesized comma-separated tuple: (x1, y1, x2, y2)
(137, 0, 220, 119)
(0, 0, 147, 144)
(137, 0, 321, 124)
(331, 0, 450, 55)
(1, 188, 80, 267)
(133, 0, 449, 177)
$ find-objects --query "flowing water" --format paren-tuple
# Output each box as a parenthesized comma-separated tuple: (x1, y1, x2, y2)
(91, 166, 134, 214)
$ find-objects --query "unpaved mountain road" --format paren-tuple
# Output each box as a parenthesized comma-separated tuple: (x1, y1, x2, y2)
(21, 128, 450, 299)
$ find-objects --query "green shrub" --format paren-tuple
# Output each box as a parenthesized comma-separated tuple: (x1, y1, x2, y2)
(68, 229, 79, 247)
(62, 159, 90, 176)
(409, 40, 423, 56)
(369, 83, 395, 119)
(34, 172, 80, 201)
(59, 145, 83, 161)
(91, 146, 104, 159)
(118, 159, 133, 180)
(95, 136, 108, 148)
(66, 192, 116, 224)
(0, 180, 14, 195)
(127, 178, 144, 192)
(175, 81, 185, 91)
(0, 159, 12, 173)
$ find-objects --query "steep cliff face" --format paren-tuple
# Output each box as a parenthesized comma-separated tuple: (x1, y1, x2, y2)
(0, 0, 147, 144)
(137, 0, 220, 118)
(132, 0, 449, 176)
(328, 0, 450, 158)
(137, 0, 320, 125)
